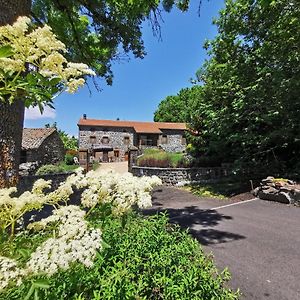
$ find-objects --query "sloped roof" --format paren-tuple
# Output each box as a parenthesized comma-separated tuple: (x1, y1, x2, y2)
(77, 118, 186, 134)
(22, 128, 56, 150)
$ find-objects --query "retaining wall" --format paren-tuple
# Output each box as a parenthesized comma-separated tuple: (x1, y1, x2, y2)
(18, 173, 73, 194)
(131, 166, 231, 185)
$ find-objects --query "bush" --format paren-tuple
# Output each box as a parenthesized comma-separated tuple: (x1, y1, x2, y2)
(1, 212, 239, 300)
(138, 150, 190, 168)
(65, 153, 75, 165)
(35, 164, 66, 175)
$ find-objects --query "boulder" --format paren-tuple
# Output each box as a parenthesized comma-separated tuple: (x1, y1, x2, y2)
(255, 177, 299, 206)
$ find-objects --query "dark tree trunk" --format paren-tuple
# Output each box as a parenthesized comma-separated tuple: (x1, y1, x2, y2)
(0, 0, 31, 188)
(0, 0, 31, 26)
(0, 100, 25, 187)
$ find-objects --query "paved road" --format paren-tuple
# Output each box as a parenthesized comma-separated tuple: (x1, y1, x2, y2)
(95, 161, 128, 174)
(144, 186, 300, 300)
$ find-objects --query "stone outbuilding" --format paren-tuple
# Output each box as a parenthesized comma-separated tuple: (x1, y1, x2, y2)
(21, 128, 65, 166)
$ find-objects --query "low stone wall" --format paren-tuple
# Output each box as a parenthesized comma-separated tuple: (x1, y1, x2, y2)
(131, 166, 231, 185)
(18, 172, 73, 194)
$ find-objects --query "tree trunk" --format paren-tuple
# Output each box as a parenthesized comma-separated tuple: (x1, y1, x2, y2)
(0, 0, 31, 188)
(0, 100, 25, 187)
(0, 0, 31, 26)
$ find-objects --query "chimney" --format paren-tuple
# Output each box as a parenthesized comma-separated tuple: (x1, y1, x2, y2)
(83, 114, 87, 120)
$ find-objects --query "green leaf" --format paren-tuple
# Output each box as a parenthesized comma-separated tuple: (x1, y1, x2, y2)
(0, 45, 14, 58)
(24, 284, 35, 300)
(32, 279, 50, 289)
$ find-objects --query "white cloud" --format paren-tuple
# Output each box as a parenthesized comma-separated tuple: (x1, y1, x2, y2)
(25, 106, 56, 120)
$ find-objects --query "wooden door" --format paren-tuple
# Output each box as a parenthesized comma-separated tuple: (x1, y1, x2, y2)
(102, 151, 109, 162)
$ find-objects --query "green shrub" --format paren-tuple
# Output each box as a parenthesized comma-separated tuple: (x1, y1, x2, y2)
(1, 212, 239, 299)
(65, 153, 75, 165)
(35, 164, 66, 175)
(138, 150, 190, 168)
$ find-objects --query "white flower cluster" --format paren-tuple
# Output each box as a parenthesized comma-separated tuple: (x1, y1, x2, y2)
(0, 169, 162, 290)
(0, 256, 25, 290)
(79, 170, 162, 215)
(0, 16, 95, 101)
(26, 206, 102, 275)
(0, 182, 49, 231)
(0, 206, 102, 290)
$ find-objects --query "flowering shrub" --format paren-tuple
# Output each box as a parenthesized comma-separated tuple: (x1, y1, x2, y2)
(0, 17, 95, 107)
(1, 213, 239, 299)
(0, 169, 162, 291)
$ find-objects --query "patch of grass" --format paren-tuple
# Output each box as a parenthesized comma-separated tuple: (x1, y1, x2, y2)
(186, 181, 251, 199)
(58, 162, 79, 172)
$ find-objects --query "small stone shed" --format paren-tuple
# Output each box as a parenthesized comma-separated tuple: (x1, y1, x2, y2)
(21, 128, 65, 165)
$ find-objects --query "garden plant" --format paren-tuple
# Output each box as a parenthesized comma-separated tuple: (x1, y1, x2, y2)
(0, 169, 239, 299)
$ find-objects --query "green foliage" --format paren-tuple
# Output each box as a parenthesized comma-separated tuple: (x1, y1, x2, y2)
(194, 0, 300, 172)
(64, 154, 75, 166)
(58, 162, 79, 173)
(138, 150, 190, 168)
(155, 0, 300, 176)
(154, 86, 203, 123)
(1, 212, 239, 299)
(35, 163, 77, 175)
(35, 164, 65, 175)
(32, 0, 192, 85)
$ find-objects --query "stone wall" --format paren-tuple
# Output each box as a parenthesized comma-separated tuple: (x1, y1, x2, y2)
(131, 166, 231, 185)
(18, 172, 73, 195)
(79, 126, 135, 158)
(159, 129, 186, 152)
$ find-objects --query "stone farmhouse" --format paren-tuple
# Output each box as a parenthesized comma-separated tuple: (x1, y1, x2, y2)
(21, 128, 65, 166)
(78, 115, 187, 163)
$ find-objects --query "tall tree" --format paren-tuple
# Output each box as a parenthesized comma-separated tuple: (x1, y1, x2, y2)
(154, 86, 203, 123)
(191, 0, 300, 173)
(0, 0, 191, 188)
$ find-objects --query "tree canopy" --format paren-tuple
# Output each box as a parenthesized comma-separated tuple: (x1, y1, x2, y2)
(155, 0, 300, 175)
(154, 86, 203, 123)
(32, 0, 191, 85)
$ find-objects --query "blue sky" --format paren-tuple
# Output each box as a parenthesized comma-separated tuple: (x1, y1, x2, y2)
(24, 0, 225, 136)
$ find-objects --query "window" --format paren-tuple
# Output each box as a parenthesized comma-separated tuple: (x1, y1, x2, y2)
(124, 136, 130, 145)
(90, 136, 96, 144)
(101, 136, 109, 144)
(161, 135, 168, 144)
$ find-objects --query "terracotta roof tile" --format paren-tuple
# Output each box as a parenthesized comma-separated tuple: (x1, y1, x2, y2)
(22, 128, 56, 150)
(77, 119, 186, 133)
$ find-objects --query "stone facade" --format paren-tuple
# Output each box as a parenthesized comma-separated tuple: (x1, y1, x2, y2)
(79, 126, 135, 161)
(159, 129, 186, 152)
(78, 118, 187, 163)
(21, 128, 65, 167)
(131, 166, 231, 186)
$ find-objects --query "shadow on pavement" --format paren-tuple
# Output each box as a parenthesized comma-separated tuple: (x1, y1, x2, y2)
(143, 205, 245, 246)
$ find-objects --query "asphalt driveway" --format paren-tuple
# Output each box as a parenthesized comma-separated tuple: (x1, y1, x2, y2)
(144, 186, 300, 300)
